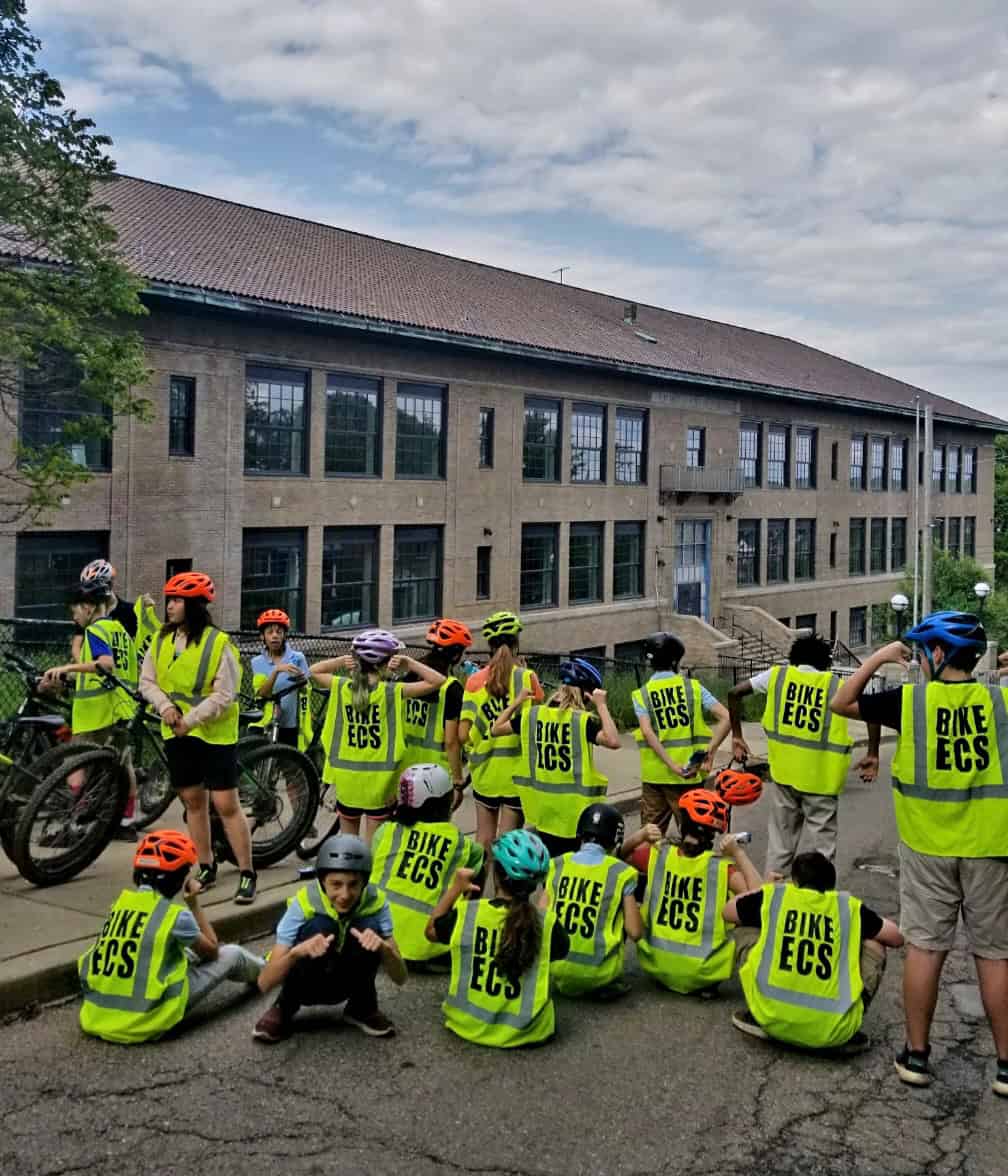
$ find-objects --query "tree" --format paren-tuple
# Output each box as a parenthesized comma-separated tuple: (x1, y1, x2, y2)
(0, 0, 148, 523)
(995, 433, 1008, 589)
(901, 546, 1008, 647)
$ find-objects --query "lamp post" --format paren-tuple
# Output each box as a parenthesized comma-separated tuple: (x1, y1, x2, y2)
(891, 593, 909, 638)
(974, 581, 991, 615)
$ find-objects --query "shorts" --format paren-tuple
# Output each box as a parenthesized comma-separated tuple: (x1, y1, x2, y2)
(473, 789, 523, 814)
(164, 737, 239, 792)
(277, 727, 298, 748)
(898, 844, 1008, 958)
(336, 800, 396, 819)
(641, 782, 692, 831)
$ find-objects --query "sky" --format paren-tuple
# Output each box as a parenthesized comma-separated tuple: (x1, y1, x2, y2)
(25, 0, 1008, 418)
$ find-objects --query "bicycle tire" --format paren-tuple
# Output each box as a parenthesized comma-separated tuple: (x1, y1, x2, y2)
(222, 744, 319, 868)
(132, 731, 175, 830)
(12, 748, 128, 887)
(0, 740, 101, 859)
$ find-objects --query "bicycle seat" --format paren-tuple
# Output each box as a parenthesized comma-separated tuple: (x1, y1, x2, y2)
(17, 714, 68, 731)
(240, 709, 265, 724)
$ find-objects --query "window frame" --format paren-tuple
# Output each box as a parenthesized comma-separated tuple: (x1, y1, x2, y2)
(890, 517, 907, 571)
(869, 436, 887, 492)
(947, 516, 961, 557)
(830, 441, 839, 481)
(890, 438, 907, 491)
(849, 434, 866, 491)
(614, 407, 648, 485)
(570, 402, 607, 484)
(829, 530, 838, 569)
(14, 530, 109, 625)
(686, 425, 706, 470)
(478, 406, 495, 469)
(794, 518, 816, 581)
(395, 381, 447, 480)
(613, 521, 646, 600)
(324, 371, 383, 478)
(520, 523, 560, 610)
(737, 519, 761, 587)
(240, 527, 307, 630)
(963, 516, 976, 557)
(19, 354, 113, 472)
(739, 422, 762, 489)
(849, 605, 867, 648)
(568, 521, 605, 604)
(476, 544, 492, 600)
(392, 524, 444, 622)
(946, 444, 960, 493)
(849, 518, 866, 575)
(244, 364, 310, 477)
(767, 425, 790, 489)
(168, 375, 196, 458)
(766, 519, 790, 585)
(321, 526, 380, 631)
(869, 518, 887, 574)
(932, 444, 946, 493)
(932, 517, 946, 550)
(794, 428, 817, 490)
(963, 447, 977, 494)
(523, 397, 563, 483)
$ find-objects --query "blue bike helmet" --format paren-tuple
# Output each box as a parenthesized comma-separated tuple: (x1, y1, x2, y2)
(904, 611, 986, 679)
(492, 829, 550, 886)
(559, 657, 603, 692)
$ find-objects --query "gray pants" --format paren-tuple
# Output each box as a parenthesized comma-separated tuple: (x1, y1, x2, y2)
(184, 944, 264, 1016)
(765, 782, 838, 877)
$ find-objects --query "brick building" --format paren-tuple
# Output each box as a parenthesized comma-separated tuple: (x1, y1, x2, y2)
(2, 176, 1003, 662)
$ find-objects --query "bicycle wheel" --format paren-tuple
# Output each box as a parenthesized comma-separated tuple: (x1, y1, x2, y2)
(132, 730, 175, 830)
(12, 748, 127, 886)
(0, 740, 100, 859)
(228, 744, 319, 868)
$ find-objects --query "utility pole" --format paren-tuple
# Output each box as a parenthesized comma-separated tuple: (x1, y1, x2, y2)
(552, 267, 569, 284)
(911, 394, 921, 627)
(921, 404, 934, 618)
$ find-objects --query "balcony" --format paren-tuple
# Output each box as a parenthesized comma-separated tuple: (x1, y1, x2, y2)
(660, 463, 745, 503)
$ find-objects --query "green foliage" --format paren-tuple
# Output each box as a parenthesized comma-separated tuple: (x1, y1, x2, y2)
(0, 0, 149, 522)
(901, 546, 1008, 647)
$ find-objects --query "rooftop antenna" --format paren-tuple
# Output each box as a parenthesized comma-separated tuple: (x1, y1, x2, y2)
(552, 266, 569, 284)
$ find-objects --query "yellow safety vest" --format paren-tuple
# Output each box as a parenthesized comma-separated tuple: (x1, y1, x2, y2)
(461, 668, 536, 798)
(250, 669, 314, 750)
(401, 681, 450, 770)
(291, 879, 388, 950)
(762, 666, 852, 795)
(154, 627, 239, 745)
(371, 820, 478, 961)
(320, 677, 405, 809)
(739, 884, 864, 1049)
(78, 888, 189, 1044)
(72, 618, 137, 734)
(637, 844, 734, 993)
(890, 681, 1008, 857)
(133, 597, 160, 663)
(516, 705, 608, 838)
(632, 675, 711, 785)
(443, 899, 556, 1048)
(546, 851, 637, 995)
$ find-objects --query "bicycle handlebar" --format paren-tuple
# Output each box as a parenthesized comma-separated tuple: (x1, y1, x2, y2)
(260, 675, 308, 704)
(94, 664, 146, 705)
(4, 651, 40, 676)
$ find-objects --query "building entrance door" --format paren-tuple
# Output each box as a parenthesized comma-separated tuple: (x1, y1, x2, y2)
(673, 520, 711, 620)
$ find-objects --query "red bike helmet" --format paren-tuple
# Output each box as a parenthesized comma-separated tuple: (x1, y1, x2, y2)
(164, 571, 215, 602)
(134, 829, 198, 873)
(715, 769, 764, 807)
(257, 608, 291, 630)
(426, 618, 473, 649)
(679, 789, 730, 833)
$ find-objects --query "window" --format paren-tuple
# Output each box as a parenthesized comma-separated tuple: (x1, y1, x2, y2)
(615, 408, 647, 484)
(14, 531, 107, 623)
(918, 449, 924, 485)
(20, 352, 111, 471)
(686, 426, 706, 469)
(870, 518, 887, 573)
(932, 445, 945, 493)
(964, 516, 976, 557)
(479, 407, 494, 468)
(244, 365, 308, 474)
(871, 603, 891, 643)
(614, 640, 646, 664)
(322, 527, 379, 629)
(794, 519, 815, 581)
(767, 426, 789, 488)
(613, 521, 645, 599)
(948, 516, 961, 557)
(520, 524, 558, 609)
(849, 435, 866, 490)
(165, 557, 192, 581)
(796, 613, 817, 632)
(947, 445, 960, 493)
(569, 522, 604, 604)
(963, 447, 977, 493)
(168, 376, 196, 457)
(393, 526, 443, 621)
(524, 398, 562, 482)
(829, 610, 838, 642)
(849, 606, 867, 648)
(571, 403, 606, 482)
(829, 531, 838, 569)
(849, 518, 866, 575)
(476, 545, 492, 600)
(739, 423, 762, 488)
(830, 441, 839, 481)
(777, 617, 791, 628)
(890, 518, 907, 570)
(241, 528, 305, 629)
(890, 439, 907, 491)
(396, 383, 445, 478)
(794, 429, 816, 489)
(325, 373, 381, 476)
(869, 437, 887, 491)
(767, 519, 789, 584)
(932, 517, 945, 549)
(737, 520, 760, 587)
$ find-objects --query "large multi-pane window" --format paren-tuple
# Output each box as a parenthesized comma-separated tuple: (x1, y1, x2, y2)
(871, 603, 891, 643)
(849, 606, 867, 648)
(520, 523, 559, 608)
(890, 518, 907, 570)
(964, 516, 976, 557)
(796, 613, 817, 633)
(476, 545, 492, 600)
(15, 531, 108, 623)
(932, 517, 946, 549)
(615, 408, 647, 484)
(241, 528, 305, 629)
(571, 404, 606, 482)
(737, 520, 760, 587)
(849, 518, 866, 575)
(947, 516, 961, 557)
(794, 519, 815, 580)
(396, 383, 445, 478)
(168, 376, 196, 457)
(890, 439, 907, 491)
(870, 518, 887, 573)
(325, 373, 381, 476)
(767, 519, 789, 584)
(479, 407, 494, 468)
(613, 521, 645, 599)
(20, 352, 112, 471)
(947, 445, 960, 493)
(686, 426, 706, 469)
(524, 398, 562, 482)
(244, 366, 309, 474)
(739, 423, 762, 488)
(569, 522, 604, 603)
(869, 437, 887, 491)
(932, 445, 946, 493)
(321, 527, 379, 629)
(393, 526, 443, 621)
(849, 435, 866, 490)
(794, 429, 816, 489)
(963, 447, 977, 493)
(767, 426, 789, 488)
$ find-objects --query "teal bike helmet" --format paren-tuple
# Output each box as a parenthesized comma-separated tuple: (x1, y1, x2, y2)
(904, 611, 986, 680)
(492, 829, 550, 885)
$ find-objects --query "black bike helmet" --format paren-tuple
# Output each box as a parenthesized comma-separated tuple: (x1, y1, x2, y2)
(576, 803, 625, 850)
(644, 632, 685, 671)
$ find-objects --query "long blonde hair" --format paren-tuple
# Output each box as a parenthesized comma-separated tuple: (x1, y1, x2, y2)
(349, 657, 391, 716)
(546, 685, 586, 712)
(486, 638, 520, 698)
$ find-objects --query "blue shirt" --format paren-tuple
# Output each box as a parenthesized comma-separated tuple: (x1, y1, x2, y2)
(251, 646, 309, 728)
(632, 671, 719, 719)
(571, 842, 637, 898)
(274, 889, 394, 947)
(137, 886, 199, 947)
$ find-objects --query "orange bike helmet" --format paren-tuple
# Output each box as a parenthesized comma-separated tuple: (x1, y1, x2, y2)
(426, 618, 473, 649)
(715, 768, 764, 807)
(134, 829, 198, 873)
(679, 789, 730, 833)
(164, 571, 215, 602)
(257, 608, 291, 629)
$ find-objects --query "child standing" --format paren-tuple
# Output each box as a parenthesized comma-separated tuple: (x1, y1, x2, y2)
(250, 608, 312, 748)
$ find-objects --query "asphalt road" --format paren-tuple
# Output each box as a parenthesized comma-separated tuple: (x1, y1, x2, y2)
(1, 749, 1004, 1176)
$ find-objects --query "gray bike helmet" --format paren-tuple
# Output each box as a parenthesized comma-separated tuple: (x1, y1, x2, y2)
(315, 834, 372, 876)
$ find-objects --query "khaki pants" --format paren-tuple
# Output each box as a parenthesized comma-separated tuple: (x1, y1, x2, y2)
(641, 782, 692, 834)
(765, 782, 839, 877)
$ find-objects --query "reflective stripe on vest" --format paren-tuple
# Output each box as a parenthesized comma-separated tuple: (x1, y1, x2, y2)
(405, 687, 448, 754)
(638, 677, 697, 750)
(294, 881, 386, 951)
(374, 822, 465, 916)
(548, 854, 629, 967)
(157, 629, 225, 709)
(327, 681, 401, 773)
(764, 667, 852, 757)
(518, 707, 606, 797)
(644, 844, 723, 959)
(463, 669, 529, 768)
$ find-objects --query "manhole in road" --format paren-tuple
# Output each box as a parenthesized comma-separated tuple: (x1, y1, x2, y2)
(853, 855, 900, 878)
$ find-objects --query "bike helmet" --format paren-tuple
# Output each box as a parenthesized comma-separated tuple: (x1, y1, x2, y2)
(559, 658, 604, 692)
(426, 618, 473, 650)
(904, 611, 987, 680)
(351, 628, 403, 665)
(80, 559, 115, 593)
(644, 632, 685, 670)
(715, 768, 763, 807)
(492, 829, 550, 885)
(482, 611, 523, 641)
(164, 571, 216, 602)
(678, 789, 730, 833)
(133, 829, 198, 877)
(399, 763, 453, 808)
(576, 803, 625, 850)
(257, 608, 290, 630)
(315, 833, 372, 876)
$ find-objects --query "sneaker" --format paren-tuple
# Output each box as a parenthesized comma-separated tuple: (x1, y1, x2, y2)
(343, 1008, 396, 1037)
(992, 1059, 1008, 1097)
(195, 862, 217, 890)
(732, 1009, 769, 1040)
(894, 1045, 932, 1087)
(234, 871, 257, 905)
(252, 1003, 292, 1044)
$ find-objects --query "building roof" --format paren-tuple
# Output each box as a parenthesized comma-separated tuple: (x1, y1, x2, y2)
(7, 173, 1005, 428)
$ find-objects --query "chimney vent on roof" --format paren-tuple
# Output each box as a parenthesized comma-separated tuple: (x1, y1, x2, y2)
(623, 302, 638, 324)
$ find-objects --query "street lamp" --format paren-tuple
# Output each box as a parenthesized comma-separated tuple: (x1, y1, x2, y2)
(890, 593, 910, 638)
(974, 581, 991, 615)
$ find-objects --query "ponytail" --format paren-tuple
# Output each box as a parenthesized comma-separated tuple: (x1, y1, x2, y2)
(486, 638, 518, 698)
(493, 866, 542, 984)
(350, 660, 376, 716)
(545, 685, 585, 712)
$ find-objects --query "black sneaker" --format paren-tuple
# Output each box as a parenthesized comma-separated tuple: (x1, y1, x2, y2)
(234, 870, 257, 905)
(894, 1044, 932, 1087)
(195, 862, 217, 890)
(993, 1059, 1008, 1098)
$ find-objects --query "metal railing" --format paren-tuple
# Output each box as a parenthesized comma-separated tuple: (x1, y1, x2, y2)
(660, 463, 745, 496)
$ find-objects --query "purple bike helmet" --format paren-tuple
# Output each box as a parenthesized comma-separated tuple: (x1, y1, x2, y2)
(351, 628, 403, 666)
